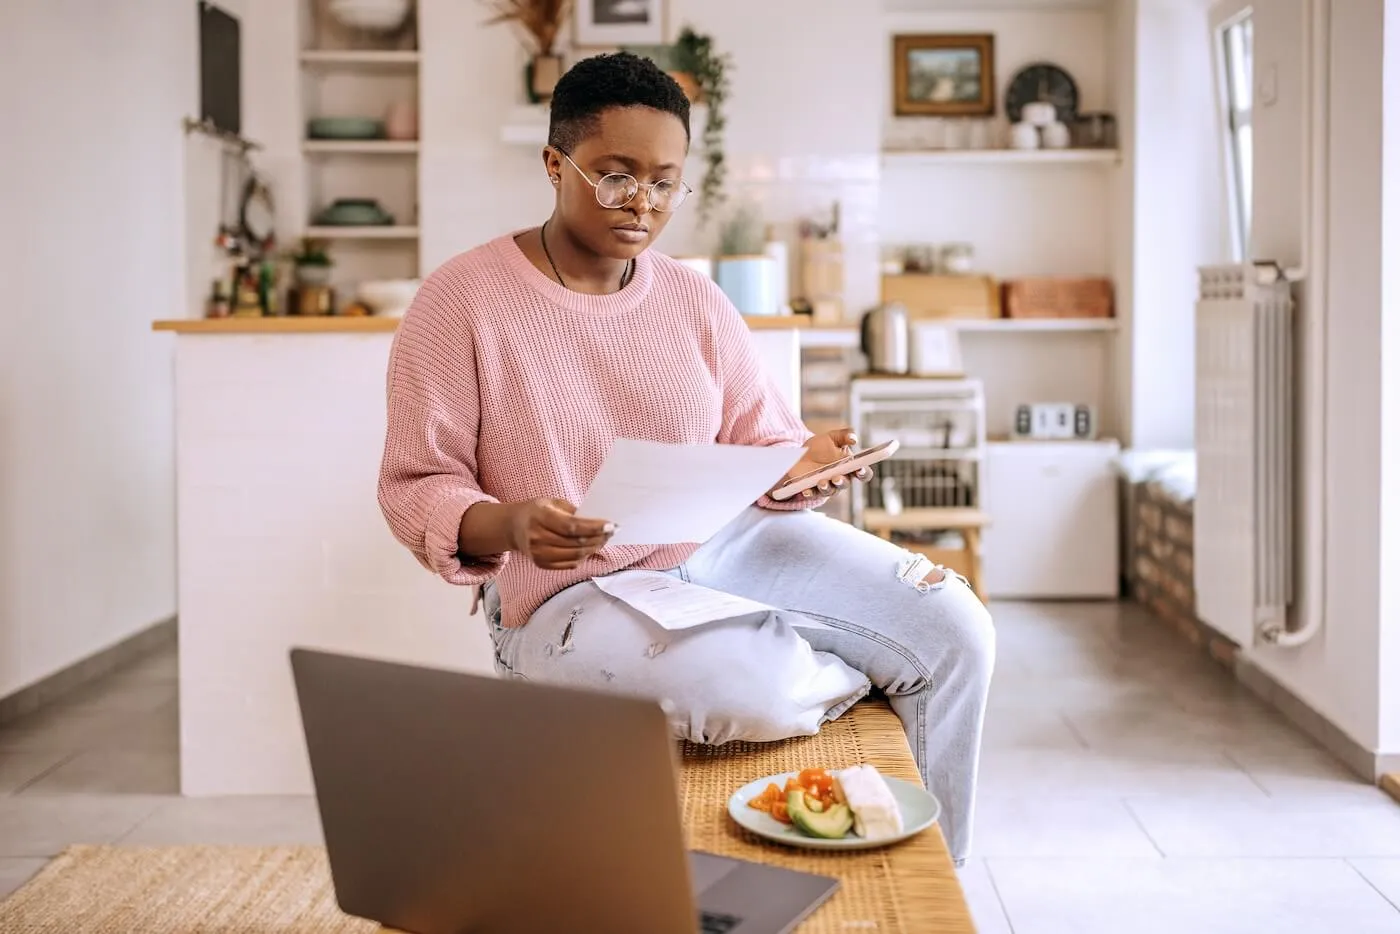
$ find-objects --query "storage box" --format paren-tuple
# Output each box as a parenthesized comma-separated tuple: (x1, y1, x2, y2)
(880, 274, 998, 320)
(1002, 277, 1114, 318)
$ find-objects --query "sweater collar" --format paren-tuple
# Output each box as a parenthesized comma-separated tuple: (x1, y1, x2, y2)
(491, 228, 655, 315)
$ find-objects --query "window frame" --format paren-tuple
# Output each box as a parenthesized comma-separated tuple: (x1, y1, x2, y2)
(1212, 2, 1255, 262)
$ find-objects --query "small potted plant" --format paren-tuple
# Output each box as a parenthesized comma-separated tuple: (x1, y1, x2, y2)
(672, 26, 731, 227)
(290, 238, 333, 287)
(715, 202, 777, 316)
(481, 0, 572, 103)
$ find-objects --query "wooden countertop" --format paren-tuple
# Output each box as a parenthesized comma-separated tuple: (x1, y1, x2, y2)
(152, 314, 819, 335)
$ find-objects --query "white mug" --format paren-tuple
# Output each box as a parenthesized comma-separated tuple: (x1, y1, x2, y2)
(1041, 121, 1072, 149)
(1022, 101, 1057, 127)
(1009, 122, 1040, 150)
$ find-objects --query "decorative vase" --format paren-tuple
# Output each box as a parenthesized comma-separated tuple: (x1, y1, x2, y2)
(385, 100, 418, 140)
(527, 54, 564, 104)
(668, 70, 703, 102)
(295, 264, 332, 287)
(716, 255, 778, 317)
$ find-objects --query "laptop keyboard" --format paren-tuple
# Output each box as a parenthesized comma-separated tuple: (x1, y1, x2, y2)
(698, 911, 743, 934)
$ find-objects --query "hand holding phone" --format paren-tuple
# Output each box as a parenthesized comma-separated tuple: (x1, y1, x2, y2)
(769, 440, 900, 501)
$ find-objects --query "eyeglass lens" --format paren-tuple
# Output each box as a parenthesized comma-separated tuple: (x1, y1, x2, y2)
(595, 174, 688, 212)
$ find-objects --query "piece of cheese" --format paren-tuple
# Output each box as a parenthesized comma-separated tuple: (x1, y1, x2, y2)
(832, 764, 904, 838)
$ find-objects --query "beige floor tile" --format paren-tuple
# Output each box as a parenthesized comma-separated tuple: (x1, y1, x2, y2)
(18, 750, 179, 796)
(1228, 746, 1386, 802)
(1125, 796, 1400, 857)
(120, 795, 323, 846)
(954, 859, 1012, 934)
(979, 747, 1264, 799)
(988, 857, 1400, 934)
(1349, 859, 1400, 910)
(0, 858, 47, 900)
(972, 797, 1161, 858)
(0, 795, 166, 857)
(0, 707, 142, 754)
(0, 750, 73, 794)
(980, 707, 1086, 751)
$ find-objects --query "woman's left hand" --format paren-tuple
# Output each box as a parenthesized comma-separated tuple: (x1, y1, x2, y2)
(773, 427, 875, 500)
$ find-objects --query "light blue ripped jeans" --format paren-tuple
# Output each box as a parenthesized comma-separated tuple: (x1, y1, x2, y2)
(485, 506, 996, 862)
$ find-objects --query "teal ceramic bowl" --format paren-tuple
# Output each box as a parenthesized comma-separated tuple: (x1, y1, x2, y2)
(314, 198, 394, 226)
(307, 117, 385, 140)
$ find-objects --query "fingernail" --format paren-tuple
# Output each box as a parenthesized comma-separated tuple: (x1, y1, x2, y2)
(603, 523, 617, 533)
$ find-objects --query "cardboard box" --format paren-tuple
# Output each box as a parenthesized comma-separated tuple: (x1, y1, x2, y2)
(879, 274, 998, 319)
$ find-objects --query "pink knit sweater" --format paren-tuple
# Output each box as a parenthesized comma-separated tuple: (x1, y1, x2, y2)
(377, 231, 815, 630)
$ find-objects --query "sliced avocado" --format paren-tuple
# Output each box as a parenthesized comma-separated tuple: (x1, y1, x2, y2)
(786, 790, 854, 839)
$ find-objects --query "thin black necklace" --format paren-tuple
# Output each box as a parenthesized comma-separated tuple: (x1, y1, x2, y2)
(540, 221, 633, 292)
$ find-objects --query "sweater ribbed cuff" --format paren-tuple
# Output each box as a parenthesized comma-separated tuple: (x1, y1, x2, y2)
(426, 487, 509, 585)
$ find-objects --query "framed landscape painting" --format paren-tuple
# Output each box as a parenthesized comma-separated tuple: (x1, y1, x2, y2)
(892, 34, 996, 116)
(574, 0, 666, 48)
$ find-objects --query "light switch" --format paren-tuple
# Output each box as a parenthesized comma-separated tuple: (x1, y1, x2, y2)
(1258, 63, 1278, 106)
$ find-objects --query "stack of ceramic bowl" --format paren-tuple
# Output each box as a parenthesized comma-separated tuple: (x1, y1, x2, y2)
(315, 199, 395, 227)
(358, 279, 422, 317)
(329, 0, 410, 32)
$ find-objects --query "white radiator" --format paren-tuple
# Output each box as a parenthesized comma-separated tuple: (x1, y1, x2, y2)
(1193, 263, 1295, 646)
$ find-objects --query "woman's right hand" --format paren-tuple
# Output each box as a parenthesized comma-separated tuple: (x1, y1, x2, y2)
(508, 498, 616, 570)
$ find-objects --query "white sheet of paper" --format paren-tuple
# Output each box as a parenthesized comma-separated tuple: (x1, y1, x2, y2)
(576, 438, 803, 546)
(593, 571, 773, 631)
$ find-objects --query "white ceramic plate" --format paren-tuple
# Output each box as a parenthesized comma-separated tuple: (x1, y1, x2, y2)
(727, 770, 941, 851)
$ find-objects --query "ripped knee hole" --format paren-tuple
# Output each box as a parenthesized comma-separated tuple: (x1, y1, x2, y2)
(896, 552, 948, 593)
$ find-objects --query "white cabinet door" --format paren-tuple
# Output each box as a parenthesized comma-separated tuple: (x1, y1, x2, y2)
(982, 441, 1121, 598)
(747, 329, 802, 416)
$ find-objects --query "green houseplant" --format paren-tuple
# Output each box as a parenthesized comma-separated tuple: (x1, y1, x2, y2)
(290, 238, 332, 286)
(671, 27, 732, 227)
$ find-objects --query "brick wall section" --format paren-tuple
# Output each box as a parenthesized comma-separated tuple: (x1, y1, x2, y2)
(1126, 480, 1239, 671)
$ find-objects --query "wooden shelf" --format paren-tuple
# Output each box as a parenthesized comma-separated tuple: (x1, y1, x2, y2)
(743, 315, 811, 330)
(794, 319, 1116, 348)
(882, 149, 1120, 166)
(305, 226, 420, 240)
(153, 315, 796, 335)
(954, 318, 1119, 332)
(302, 140, 419, 155)
(153, 317, 400, 334)
(862, 507, 990, 532)
(299, 50, 421, 68)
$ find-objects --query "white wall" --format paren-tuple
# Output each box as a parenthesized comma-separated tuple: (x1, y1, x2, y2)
(0, 1, 192, 697)
(1380, 0, 1400, 756)
(1119, 0, 1227, 450)
(1245, 0, 1400, 762)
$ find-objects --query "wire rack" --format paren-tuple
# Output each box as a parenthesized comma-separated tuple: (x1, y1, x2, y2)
(849, 377, 986, 533)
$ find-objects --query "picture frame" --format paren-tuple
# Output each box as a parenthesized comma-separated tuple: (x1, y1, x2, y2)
(573, 0, 667, 49)
(892, 34, 996, 117)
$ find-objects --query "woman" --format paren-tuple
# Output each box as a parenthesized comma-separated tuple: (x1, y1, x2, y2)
(377, 52, 994, 862)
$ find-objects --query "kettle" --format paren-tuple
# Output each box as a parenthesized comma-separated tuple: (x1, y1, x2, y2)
(860, 303, 910, 374)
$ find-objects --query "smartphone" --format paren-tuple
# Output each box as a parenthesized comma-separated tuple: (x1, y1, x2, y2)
(769, 439, 900, 501)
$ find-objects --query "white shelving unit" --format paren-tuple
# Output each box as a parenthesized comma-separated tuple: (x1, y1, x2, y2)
(305, 225, 421, 240)
(302, 140, 420, 155)
(882, 148, 1120, 166)
(954, 317, 1118, 332)
(298, 50, 421, 68)
(297, 2, 421, 305)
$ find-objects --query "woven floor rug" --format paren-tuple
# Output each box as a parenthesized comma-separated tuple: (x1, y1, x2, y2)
(0, 845, 374, 933)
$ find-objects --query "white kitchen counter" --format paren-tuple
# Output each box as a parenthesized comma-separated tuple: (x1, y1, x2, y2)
(154, 316, 805, 795)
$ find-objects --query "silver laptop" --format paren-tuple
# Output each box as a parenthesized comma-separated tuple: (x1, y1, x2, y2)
(289, 648, 839, 934)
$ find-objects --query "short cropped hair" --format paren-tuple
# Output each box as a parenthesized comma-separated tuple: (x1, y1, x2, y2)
(547, 51, 691, 152)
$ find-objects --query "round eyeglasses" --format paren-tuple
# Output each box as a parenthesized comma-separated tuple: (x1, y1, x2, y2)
(559, 151, 693, 213)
